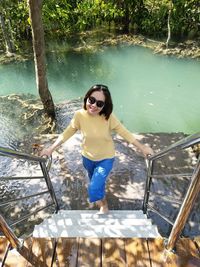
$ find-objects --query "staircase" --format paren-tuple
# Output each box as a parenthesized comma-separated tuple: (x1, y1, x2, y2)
(33, 209, 160, 238)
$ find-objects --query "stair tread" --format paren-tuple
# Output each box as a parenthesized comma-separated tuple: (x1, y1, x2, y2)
(33, 224, 160, 238)
(38, 217, 152, 226)
(57, 209, 147, 219)
(33, 209, 160, 238)
(58, 209, 144, 214)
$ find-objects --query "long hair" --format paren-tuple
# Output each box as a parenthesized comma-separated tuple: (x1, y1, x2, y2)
(83, 84, 113, 120)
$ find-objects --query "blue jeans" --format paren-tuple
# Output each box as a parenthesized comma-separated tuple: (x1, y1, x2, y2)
(82, 156, 115, 203)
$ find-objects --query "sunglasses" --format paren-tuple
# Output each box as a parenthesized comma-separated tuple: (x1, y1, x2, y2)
(88, 96, 105, 108)
(92, 84, 108, 90)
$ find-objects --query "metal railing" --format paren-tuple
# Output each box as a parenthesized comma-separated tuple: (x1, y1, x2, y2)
(0, 146, 59, 235)
(143, 132, 200, 250)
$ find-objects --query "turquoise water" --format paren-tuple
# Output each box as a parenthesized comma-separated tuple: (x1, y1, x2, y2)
(0, 45, 200, 133)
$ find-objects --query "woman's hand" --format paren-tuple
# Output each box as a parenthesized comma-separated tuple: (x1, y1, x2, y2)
(39, 136, 63, 157)
(140, 144, 154, 158)
(40, 147, 53, 157)
(131, 139, 154, 158)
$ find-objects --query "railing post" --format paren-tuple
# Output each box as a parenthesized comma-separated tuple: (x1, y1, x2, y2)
(0, 214, 48, 266)
(40, 162, 59, 211)
(0, 214, 21, 249)
(143, 158, 154, 213)
(166, 159, 200, 251)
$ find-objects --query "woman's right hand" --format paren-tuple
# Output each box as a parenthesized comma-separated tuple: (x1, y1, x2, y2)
(40, 147, 53, 157)
(39, 136, 63, 157)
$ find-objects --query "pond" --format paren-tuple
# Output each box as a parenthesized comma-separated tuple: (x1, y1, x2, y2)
(0, 44, 200, 134)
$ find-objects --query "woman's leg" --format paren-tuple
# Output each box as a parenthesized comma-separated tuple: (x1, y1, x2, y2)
(88, 158, 114, 211)
(82, 156, 95, 180)
(82, 156, 114, 212)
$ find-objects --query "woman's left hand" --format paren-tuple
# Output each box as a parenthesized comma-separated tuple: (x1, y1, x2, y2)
(140, 144, 154, 158)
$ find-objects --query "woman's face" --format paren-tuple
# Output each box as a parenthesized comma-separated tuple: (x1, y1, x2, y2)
(86, 90, 105, 116)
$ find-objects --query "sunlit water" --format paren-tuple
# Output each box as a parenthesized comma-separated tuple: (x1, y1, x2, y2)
(0, 45, 200, 134)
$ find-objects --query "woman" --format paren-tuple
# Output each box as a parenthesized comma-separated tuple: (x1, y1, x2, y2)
(40, 84, 153, 214)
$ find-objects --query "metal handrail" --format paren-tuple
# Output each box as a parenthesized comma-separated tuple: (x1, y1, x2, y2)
(146, 203, 174, 226)
(0, 176, 46, 180)
(143, 131, 200, 250)
(0, 190, 50, 207)
(0, 214, 48, 266)
(143, 131, 200, 214)
(167, 155, 200, 250)
(10, 203, 55, 227)
(150, 193, 183, 205)
(0, 145, 59, 237)
(147, 131, 200, 161)
(0, 146, 46, 162)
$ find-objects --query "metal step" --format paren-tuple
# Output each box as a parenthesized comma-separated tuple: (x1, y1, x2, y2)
(33, 210, 160, 238)
(45, 217, 152, 226)
(57, 209, 147, 219)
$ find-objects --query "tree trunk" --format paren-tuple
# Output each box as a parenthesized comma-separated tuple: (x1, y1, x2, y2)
(122, 3, 130, 33)
(166, 8, 172, 49)
(28, 0, 55, 119)
(0, 14, 15, 55)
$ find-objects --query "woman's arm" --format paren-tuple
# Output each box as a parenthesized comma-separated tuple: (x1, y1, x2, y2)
(40, 135, 63, 157)
(40, 111, 80, 157)
(131, 138, 153, 158)
(110, 113, 153, 157)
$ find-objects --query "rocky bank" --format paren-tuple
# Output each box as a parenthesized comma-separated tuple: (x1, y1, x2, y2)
(0, 33, 200, 65)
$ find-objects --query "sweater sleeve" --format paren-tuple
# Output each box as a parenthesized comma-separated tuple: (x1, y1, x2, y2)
(110, 113, 136, 144)
(60, 111, 80, 142)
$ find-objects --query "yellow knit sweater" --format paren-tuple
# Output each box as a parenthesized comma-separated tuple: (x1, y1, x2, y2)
(61, 109, 136, 161)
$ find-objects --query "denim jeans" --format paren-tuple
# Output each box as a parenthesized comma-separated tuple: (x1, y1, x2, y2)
(82, 156, 115, 203)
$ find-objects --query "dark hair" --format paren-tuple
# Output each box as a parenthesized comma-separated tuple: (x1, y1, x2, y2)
(83, 84, 113, 120)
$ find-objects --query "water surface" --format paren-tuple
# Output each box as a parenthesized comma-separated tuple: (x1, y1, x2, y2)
(0, 45, 200, 133)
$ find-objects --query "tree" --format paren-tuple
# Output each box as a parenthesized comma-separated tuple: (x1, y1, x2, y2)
(28, 0, 55, 118)
(0, 14, 14, 55)
(166, 1, 172, 48)
(0, 0, 15, 55)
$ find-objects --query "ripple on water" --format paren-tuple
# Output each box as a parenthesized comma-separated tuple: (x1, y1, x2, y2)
(0, 114, 22, 149)
(0, 109, 30, 227)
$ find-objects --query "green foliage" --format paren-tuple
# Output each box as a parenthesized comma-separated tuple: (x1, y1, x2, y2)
(138, 0, 199, 39)
(74, 0, 122, 31)
(171, 0, 200, 39)
(0, 0, 29, 51)
(42, 0, 75, 35)
(0, 0, 199, 53)
(141, 0, 170, 37)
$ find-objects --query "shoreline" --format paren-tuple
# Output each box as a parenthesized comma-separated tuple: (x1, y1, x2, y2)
(0, 33, 199, 64)
(0, 94, 192, 138)
(0, 94, 194, 157)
